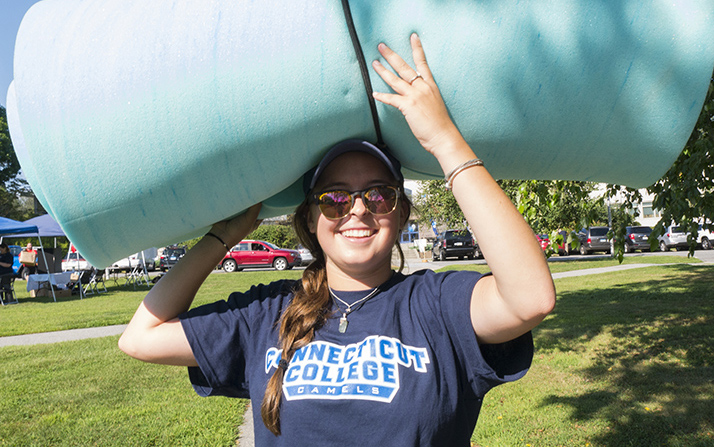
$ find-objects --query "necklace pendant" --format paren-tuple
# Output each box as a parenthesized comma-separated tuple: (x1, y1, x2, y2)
(338, 315, 348, 333)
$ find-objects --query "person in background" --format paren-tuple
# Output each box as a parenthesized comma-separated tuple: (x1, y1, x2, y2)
(0, 243, 14, 277)
(20, 241, 38, 276)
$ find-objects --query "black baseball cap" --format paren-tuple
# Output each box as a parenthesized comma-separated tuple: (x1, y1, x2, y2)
(303, 139, 404, 194)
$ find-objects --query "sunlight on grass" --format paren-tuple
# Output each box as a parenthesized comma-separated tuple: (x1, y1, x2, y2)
(0, 336, 246, 446)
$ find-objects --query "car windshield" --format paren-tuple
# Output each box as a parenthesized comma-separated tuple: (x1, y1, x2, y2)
(167, 249, 185, 256)
(264, 242, 279, 250)
(631, 227, 652, 235)
(590, 228, 608, 237)
(671, 227, 683, 233)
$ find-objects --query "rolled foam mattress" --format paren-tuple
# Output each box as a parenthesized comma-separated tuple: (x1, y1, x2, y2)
(7, 0, 714, 267)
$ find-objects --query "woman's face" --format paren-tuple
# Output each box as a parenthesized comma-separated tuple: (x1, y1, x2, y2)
(308, 152, 406, 280)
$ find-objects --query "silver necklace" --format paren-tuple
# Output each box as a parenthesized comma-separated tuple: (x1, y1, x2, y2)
(329, 286, 381, 333)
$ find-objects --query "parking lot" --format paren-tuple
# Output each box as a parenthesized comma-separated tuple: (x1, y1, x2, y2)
(406, 248, 714, 273)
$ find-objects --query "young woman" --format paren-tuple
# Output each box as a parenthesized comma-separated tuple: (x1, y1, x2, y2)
(119, 34, 556, 446)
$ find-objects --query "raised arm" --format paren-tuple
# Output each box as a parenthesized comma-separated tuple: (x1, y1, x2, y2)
(372, 34, 555, 344)
(118, 204, 262, 365)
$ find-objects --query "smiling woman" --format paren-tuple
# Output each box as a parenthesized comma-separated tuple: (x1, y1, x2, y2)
(118, 34, 555, 446)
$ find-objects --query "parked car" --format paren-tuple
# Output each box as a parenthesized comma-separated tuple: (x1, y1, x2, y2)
(9, 245, 23, 277)
(62, 252, 91, 271)
(110, 254, 146, 272)
(432, 229, 478, 261)
(577, 226, 611, 255)
(297, 245, 314, 266)
(221, 240, 300, 272)
(555, 230, 577, 256)
(536, 234, 549, 251)
(621, 226, 653, 253)
(159, 245, 187, 271)
(697, 223, 712, 250)
(658, 225, 687, 251)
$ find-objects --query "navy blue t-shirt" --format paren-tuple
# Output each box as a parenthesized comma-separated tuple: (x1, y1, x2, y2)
(0, 252, 14, 276)
(180, 269, 533, 446)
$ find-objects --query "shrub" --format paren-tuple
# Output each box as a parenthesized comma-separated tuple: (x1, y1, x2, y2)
(248, 223, 298, 248)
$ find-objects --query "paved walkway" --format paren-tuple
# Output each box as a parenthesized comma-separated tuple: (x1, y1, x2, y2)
(0, 324, 127, 348)
(1, 250, 711, 447)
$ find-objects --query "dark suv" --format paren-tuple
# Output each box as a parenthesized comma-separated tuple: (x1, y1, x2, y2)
(160, 246, 187, 271)
(221, 240, 300, 272)
(622, 226, 653, 253)
(577, 227, 611, 255)
(432, 229, 478, 261)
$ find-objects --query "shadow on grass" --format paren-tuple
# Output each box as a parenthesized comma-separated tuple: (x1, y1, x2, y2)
(537, 264, 714, 446)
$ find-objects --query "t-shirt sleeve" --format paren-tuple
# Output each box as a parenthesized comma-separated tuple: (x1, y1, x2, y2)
(438, 271, 534, 398)
(179, 281, 291, 398)
(180, 298, 251, 398)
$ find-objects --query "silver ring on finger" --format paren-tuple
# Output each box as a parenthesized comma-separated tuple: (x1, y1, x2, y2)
(408, 72, 422, 85)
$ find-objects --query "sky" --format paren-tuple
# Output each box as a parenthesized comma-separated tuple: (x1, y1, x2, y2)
(0, 0, 41, 108)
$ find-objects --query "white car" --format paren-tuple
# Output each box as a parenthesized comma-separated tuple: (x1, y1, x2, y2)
(297, 245, 314, 266)
(658, 225, 688, 251)
(62, 252, 91, 271)
(110, 248, 159, 272)
(110, 254, 146, 272)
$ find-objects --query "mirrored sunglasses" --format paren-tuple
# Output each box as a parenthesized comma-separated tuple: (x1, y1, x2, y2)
(312, 185, 401, 220)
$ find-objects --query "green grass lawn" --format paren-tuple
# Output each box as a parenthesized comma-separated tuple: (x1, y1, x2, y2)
(0, 336, 246, 446)
(1, 257, 712, 446)
(474, 264, 714, 447)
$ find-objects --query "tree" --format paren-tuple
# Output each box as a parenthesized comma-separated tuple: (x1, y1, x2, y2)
(0, 105, 32, 220)
(412, 179, 465, 230)
(248, 223, 298, 249)
(416, 178, 603, 239)
(498, 180, 603, 234)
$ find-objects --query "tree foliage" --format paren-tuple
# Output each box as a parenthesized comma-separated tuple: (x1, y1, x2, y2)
(498, 180, 603, 234)
(0, 105, 32, 220)
(415, 178, 605, 249)
(0, 106, 21, 186)
(412, 179, 465, 230)
(247, 223, 298, 249)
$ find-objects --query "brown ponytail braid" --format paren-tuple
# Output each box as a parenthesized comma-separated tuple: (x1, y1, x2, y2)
(261, 190, 412, 436)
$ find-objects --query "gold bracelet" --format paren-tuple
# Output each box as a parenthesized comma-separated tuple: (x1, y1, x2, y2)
(205, 232, 230, 251)
(444, 158, 484, 190)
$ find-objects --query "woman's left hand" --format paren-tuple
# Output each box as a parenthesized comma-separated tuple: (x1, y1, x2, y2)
(372, 33, 462, 156)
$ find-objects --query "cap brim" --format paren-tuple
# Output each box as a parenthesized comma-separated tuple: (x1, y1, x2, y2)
(303, 139, 403, 194)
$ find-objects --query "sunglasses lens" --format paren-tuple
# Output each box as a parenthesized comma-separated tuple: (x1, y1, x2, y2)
(364, 186, 398, 215)
(316, 186, 398, 219)
(318, 191, 352, 219)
